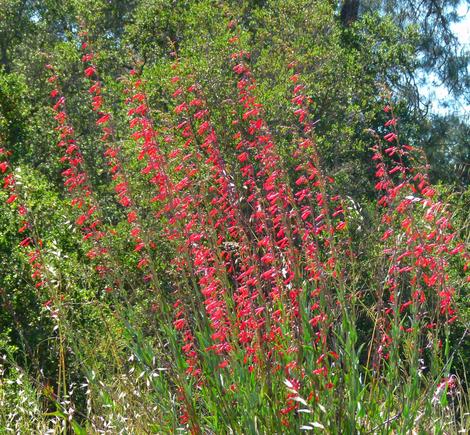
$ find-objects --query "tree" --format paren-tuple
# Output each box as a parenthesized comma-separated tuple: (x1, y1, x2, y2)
(0, 0, 35, 72)
(344, 0, 469, 104)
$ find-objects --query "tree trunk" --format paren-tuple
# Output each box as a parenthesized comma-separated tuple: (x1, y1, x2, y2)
(340, 0, 360, 27)
(1, 41, 10, 73)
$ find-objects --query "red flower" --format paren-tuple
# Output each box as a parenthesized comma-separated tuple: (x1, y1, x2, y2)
(76, 214, 87, 226)
(237, 152, 249, 163)
(96, 113, 110, 125)
(6, 194, 17, 204)
(84, 66, 96, 77)
(218, 360, 229, 369)
(19, 237, 32, 247)
(127, 210, 137, 223)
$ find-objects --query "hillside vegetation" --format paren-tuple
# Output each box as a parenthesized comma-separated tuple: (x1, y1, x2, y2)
(0, 1, 468, 433)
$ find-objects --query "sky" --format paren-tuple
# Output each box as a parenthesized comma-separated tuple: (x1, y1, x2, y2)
(454, 2, 470, 44)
